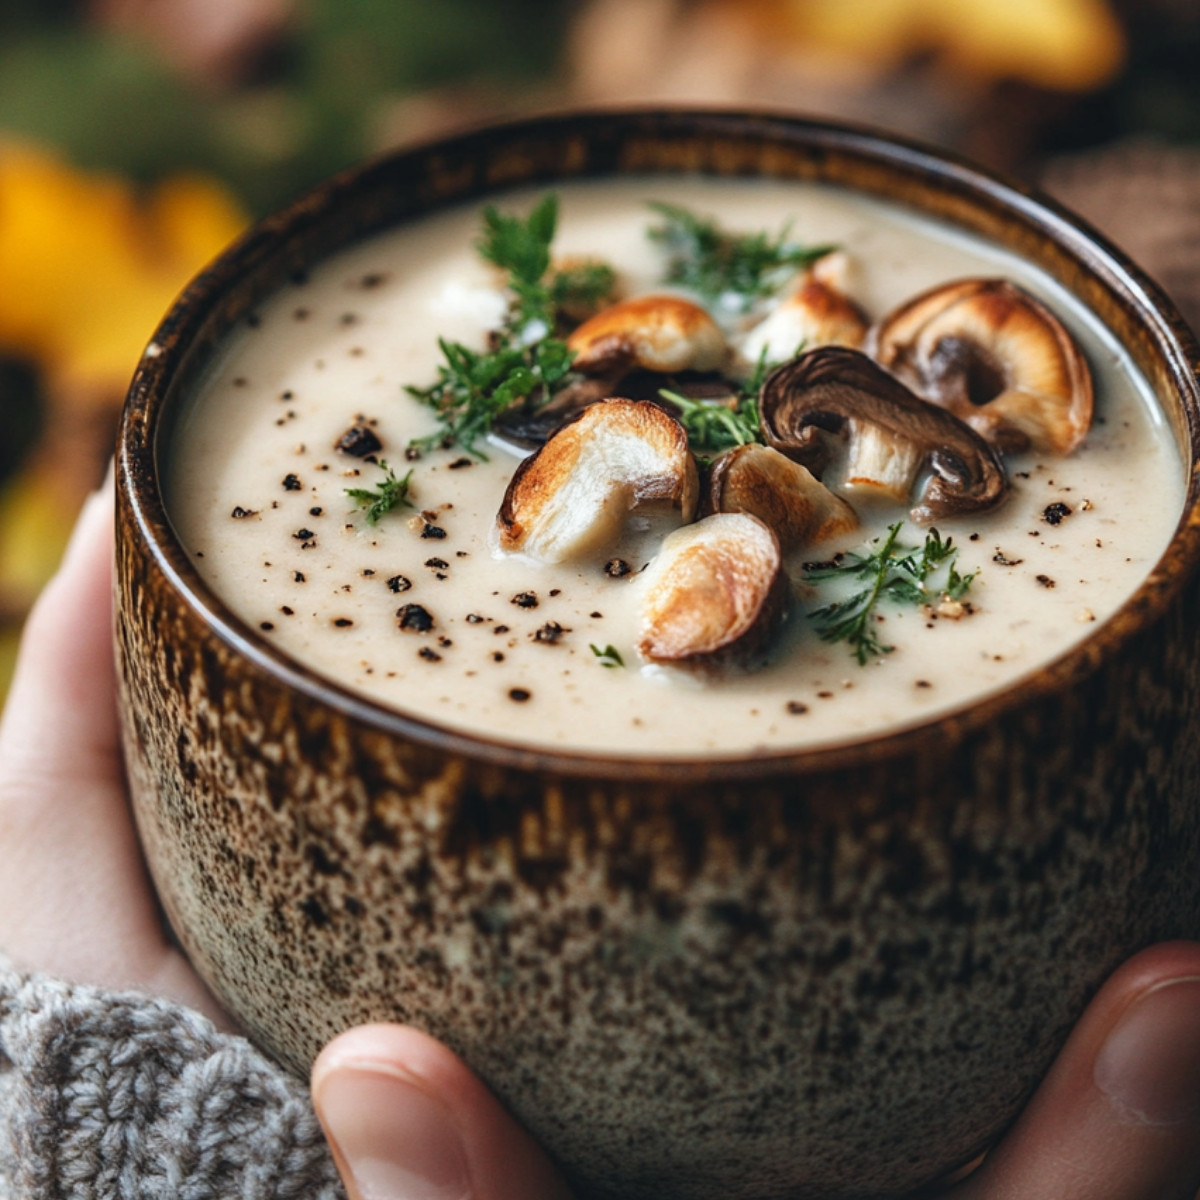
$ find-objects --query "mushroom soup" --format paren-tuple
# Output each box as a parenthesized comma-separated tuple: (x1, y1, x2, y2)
(166, 178, 1182, 757)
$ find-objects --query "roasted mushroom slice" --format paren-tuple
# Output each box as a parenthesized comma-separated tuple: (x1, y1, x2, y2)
(566, 295, 728, 376)
(705, 443, 859, 550)
(760, 346, 1008, 524)
(738, 252, 868, 366)
(497, 399, 699, 562)
(867, 277, 1093, 454)
(637, 513, 788, 671)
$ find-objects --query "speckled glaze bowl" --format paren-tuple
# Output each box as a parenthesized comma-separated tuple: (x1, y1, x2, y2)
(116, 110, 1200, 1200)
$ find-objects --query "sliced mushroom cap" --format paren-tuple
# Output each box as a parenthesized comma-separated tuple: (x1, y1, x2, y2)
(760, 346, 1008, 524)
(738, 252, 868, 366)
(497, 399, 699, 562)
(566, 295, 728, 375)
(705, 443, 859, 550)
(637, 512, 788, 671)
(491, 374, 620, 449)
(867, 277, 1093, 455)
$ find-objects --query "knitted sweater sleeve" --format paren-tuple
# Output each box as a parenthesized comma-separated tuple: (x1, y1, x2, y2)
(0, 957, 344, 1200)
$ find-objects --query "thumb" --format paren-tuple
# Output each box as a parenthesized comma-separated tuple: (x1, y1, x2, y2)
(312, 1024, 574, 1200)
(955, 941, 1200, 1200)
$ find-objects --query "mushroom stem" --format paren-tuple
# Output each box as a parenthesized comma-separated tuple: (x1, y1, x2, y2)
(843, 417, 925, 503)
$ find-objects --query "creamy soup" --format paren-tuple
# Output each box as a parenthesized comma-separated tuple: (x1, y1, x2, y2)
(166, 178, 1182, 757)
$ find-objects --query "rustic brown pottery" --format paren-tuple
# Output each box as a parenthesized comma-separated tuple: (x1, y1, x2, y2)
(116, 110, 1200, 1200)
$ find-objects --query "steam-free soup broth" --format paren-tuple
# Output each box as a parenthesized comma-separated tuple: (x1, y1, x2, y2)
(166, 179, 1182, 756)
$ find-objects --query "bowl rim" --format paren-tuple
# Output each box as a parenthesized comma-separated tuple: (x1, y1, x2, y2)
(119, 104, 1200, 784)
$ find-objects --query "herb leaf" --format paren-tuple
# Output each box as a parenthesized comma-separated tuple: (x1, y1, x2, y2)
(805, 524, 978, 664)
(589, 643, 625, 668)
(478, 192, 558, 333)
(410, 193, 601, 457)
(648, 201, 836, 311)
(345, 460, 414, 526)
(658, 345, 782, 455)
(659, 388, 761, 454)
(549, 258, 618, 320)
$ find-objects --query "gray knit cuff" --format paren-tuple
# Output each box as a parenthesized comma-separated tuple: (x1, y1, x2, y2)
(0, 957, 344, 1200)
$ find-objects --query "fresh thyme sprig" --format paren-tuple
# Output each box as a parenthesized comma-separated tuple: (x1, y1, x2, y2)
(658, 388, 761, 453)
(409, 193, 602, 458)
(658, 345, 779, 454)
(344, 460, 414, 525)
(805, 523, 978, 665)
(477, 192, 558, 335)
(406, 335, 574, 457)
(647, 201, 836, 311)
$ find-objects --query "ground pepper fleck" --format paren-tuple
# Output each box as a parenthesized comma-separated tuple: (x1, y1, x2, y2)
(396, 603, 435, 632)
(508, 688, 532, 703)
(336, 424, 383, 457)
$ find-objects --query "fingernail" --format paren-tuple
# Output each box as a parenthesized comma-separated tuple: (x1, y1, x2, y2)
(1094, 976, 1200, 1126)
(316, 1063, 472, 1200)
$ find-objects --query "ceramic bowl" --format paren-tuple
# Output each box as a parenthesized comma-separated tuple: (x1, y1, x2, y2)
(116, 109, 1200, 1200)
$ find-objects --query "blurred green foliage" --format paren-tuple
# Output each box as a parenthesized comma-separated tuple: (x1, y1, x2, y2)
(0, 0, 571, 214)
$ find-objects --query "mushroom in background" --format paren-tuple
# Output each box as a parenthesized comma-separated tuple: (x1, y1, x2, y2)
(567, 294, 729, 375)
(737, 251, 868, 368)
(867, 277, 1093, 454)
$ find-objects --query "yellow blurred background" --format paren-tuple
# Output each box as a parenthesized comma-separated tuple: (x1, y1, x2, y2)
(2, 0, 1199, 699)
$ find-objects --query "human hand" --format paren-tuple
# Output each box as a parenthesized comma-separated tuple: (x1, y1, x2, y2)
(0, 468, 570, 1200)
(2, 471, 1199, 1200)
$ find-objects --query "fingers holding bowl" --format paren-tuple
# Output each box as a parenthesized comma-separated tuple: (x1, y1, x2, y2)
(0, 469, 222, 1019)
(954, 941, 1200, 1200)
(312, 1023, 574, 1200)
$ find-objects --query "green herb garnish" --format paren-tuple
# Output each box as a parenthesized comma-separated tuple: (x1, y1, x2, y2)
(647, 201, 835, 311)
(589, 643, 625, 668)
(345, 460, 414, 525)
(410, 193, 598, 458)
(658, 345, 783, 455)
(407, 335, 574, 457)
(549, 258, 618, 321)
(658, 388, 761, 453)
(477, 192, 559, 334)
(805, 523, 978, 664)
